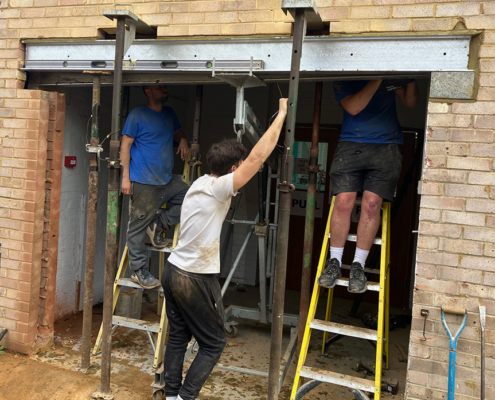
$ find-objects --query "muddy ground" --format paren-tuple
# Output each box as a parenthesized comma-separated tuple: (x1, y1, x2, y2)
(0, 287, 410, 400)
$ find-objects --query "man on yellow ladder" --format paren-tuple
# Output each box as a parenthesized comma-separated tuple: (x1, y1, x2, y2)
(318, 79, 418, 293)
(120, 85, 190, 290)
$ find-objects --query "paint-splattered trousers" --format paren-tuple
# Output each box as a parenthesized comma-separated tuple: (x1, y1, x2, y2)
(127, 176, 188, 271)
(162, 261, 226, 400)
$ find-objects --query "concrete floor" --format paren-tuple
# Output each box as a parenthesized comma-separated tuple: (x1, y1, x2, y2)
(28, 283, 411, 400)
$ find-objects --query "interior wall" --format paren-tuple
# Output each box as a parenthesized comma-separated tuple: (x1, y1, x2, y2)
(55, 88, 91, 320)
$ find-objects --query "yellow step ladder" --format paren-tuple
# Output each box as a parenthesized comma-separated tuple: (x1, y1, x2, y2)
(291, 197, 391, 399)
(92, 157, 197, 369)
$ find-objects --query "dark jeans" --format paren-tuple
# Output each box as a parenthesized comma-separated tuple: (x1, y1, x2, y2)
(162, 261, 226, 400)
(127, 176, 188, 271)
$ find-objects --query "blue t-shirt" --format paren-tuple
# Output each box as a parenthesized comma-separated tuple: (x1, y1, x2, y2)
(333, 81, 403, 144)
(122, 106, 181, 185)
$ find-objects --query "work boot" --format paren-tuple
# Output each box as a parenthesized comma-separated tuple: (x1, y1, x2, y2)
(318, 258, 342, 289)
(130, 267, 161, 290)
(348, 262, 367, 293)
(146, 222, 168, 249)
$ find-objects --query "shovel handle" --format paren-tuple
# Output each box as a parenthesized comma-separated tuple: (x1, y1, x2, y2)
(442, 306, 466, 315)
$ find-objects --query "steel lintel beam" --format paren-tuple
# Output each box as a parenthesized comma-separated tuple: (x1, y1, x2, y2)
(23, 35, 472, 73)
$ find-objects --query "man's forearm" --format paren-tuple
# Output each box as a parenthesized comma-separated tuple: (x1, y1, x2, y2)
(404, 82, 419, 108)
(251, 113, 285, 163)
(341, 80, 382, 115)
(173, 129, 187, 143)
(120, 145, 131, 180)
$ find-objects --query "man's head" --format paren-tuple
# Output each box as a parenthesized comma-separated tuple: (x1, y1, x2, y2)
(142, 85, 168, 103)
(207, 139, 248, 176)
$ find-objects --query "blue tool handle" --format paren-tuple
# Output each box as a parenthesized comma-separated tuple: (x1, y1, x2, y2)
(448, 349, 457, 400)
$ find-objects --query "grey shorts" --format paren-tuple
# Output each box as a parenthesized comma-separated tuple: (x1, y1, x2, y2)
(330, 142, 403, 202)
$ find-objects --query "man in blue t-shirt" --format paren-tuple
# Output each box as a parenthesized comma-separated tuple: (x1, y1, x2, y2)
(318, 79, 418, 293)
(120, 85, 190, 289)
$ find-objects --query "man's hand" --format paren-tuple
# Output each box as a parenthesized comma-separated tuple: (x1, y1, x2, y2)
(122, 177, 132, 196)
(279, 98, 288, 116)
(176, 137, 190, 161)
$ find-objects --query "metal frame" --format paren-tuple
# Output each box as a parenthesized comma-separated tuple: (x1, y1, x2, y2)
(23, 35, 472, 73)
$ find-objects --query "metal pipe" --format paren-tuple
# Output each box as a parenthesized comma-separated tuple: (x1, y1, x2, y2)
(100, 16, 126, 395)
(258, 168, 265, 221)
(269, 158, 282, 309)
(221, 215, 259, 297)
(81, 74, 101, 370)
(297, 81, 322, 355)
(267, 9, 306, 400)
(190, 85, 203, 183)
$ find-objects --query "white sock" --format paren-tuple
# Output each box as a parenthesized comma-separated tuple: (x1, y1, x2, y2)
(330, 246, 344, 266)
(353, 247, 369, 268)
(177, 396, 185, 400)
(166, 397, 177, 400)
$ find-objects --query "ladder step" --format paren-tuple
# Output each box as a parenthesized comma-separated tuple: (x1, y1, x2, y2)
(300, 367, 375, 393)
(310, 319, 378, 341)
(341, 264, 380, 275)
(328, 233, 381, 246)
(335, 277, 380, 292)
(112, 316, 160, 333)
(117, 278, 164, 292)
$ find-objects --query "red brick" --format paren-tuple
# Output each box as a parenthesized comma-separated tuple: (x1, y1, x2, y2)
(421, 182, 443, 196)
(13, 149, 38, 160)
(10, 210, 35, 222)
(11, 189, 36, 201)
(420, 196, 464, 211)
(442, 211, 485, 227)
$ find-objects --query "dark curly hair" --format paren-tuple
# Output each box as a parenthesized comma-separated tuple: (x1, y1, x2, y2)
(206, 139, 248, 176)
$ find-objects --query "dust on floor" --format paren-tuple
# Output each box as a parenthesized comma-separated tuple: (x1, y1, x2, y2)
(0, 287, 410, 400)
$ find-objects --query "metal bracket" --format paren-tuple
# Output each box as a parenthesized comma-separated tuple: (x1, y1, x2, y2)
(103, 7, 154, 55)
(305, 164, 320, 173)
(281, 0, 323, 31)
(255, 221, 269, 237)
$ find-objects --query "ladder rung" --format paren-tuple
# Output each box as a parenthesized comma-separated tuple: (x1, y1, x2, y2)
(335, 277, 380, 292)
(117, 278, 164, 292)
(310, 319, 377, 341)
(328, 233, 381, 246)
(341, 264, 380, 275)
(112, 316, 160, 333)
(300, 367, 375, 393)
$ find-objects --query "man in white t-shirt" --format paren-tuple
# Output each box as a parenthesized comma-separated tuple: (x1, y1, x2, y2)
(162, 98, 288, 400)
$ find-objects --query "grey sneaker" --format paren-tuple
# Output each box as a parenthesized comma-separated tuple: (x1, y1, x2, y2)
(130, 267, 161, 290)
(318, 258, 342, 289)
(348, 262, 367, 293)
(146, 222, 168, 249)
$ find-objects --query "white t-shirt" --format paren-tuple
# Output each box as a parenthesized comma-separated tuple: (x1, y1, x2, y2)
(168, 173, 237, 274)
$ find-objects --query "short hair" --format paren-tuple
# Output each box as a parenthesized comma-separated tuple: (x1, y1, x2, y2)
(142, 85, 151, 95)
(207, 139, 248, 176)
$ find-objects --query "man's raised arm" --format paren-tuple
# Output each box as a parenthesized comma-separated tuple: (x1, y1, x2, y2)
(340, 79, 383, 116)
(233, 98, 288, 192)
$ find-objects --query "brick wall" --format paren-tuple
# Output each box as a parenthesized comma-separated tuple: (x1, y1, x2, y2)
(0, 90, 50, 354)
(0, 0, 494, 397)
(38, 93, 65, 342)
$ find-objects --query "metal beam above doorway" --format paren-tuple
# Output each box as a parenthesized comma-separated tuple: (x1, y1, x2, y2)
(23, 35, 472, 73)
